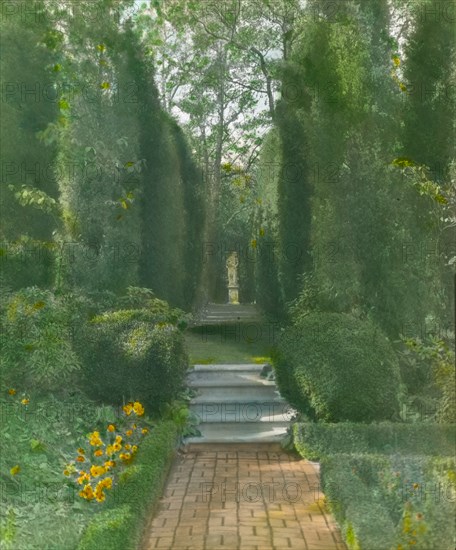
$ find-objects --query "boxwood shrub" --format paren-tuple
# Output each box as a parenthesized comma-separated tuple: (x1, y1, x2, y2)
(76, 308, 189, 414)
(293, 422, 456, 461)
(320, 453, 456, 550)
(273, 313, 401, 422)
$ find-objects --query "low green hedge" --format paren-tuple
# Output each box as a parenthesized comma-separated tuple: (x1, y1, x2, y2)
(293, 422, 456, 460)
(320, 453, 456, 550)
(77, 419, 180, 550)
(273, 313, 401, 422)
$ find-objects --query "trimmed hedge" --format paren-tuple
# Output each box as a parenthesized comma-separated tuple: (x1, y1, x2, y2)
(76, 308, 189, 414)
(273, 313, 401, 422)
(320, 453, 456, 550)
(77, 419, 180, 550)
(293, 422, 456, 461)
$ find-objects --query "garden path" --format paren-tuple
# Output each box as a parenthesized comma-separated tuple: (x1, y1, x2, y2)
(142, 444, 347, 550)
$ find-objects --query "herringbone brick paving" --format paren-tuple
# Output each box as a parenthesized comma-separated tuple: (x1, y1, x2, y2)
(142, 444, 347, 550)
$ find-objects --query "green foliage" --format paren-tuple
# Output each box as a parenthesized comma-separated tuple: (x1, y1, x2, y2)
(0, 390, 181, 550)
(253, 217, 283, 318)
(77, 419, 180, 550)
(402, 0, 455, 179)
(116, 286, 192, 329)
(0, 392, 112, 550)
(274, 313, 401, 421)
(76, 308, 189, 414)
(0, 288, 81, 393)
(0, 238, 55, 290)
(0, 8, 59, 246)
(258, 0, 451, 344)
(320, 453, 455, 550)
(160, 391, 201, 442)
(275, 98, 312, 303)
(293, 422, 456, 461)
(402, 336, 456, 424)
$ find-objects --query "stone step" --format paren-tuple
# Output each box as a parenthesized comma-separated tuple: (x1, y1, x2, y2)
(203, 303, 259, 311)
(203, 314, 260, 318)
(196, 318, 262, 325)
(190, 385, 281, 401)
(189, 401, 294, 423)
(193, 303, 263, 325)
(187, 370, 275, 387)
(185, 362, 292, 444)
(192, 364, 267, 372)
(201, 309, 260, 319)
(185, 421, 289, 444)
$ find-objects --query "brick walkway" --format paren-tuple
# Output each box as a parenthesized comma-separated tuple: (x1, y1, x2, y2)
(142, 444, 347, 550)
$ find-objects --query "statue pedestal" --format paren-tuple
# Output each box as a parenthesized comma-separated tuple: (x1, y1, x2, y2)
(228, 286, 239, 304)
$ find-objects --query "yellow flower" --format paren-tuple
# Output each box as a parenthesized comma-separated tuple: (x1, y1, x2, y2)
(119, 452, 131, 461)
(131, 445, 138, 454)
(392, 55, 400, 67)
(107, 424, 116, 432)
(21, 398, 29, 405)
(76, 455, 85, 462)
(99, 477, 113, 489)
(77, 448, 85, 455)
(65, 464, 76, 475)
(113, 442, 122, 452)
(132, 424, 137, 430)
(94, 484, 106, 502)
(79, 484, 94, 500)
(141, 428, 148, 435)
(94, 449, 103, 457)
(8, 389, 16, 395)
(63, 469, 70, 476)
(125, 444, 131, 450)
(77, 472, 91, 485)
(133, 402, 144, 416)
(123, 403, 133, 415)
(125, 430, 133, 437)
(10, 465, 20, 476)
(89, 431, 103, 447)
(104, 460, 116, 470)
(90, 465, 106, 478)
(115, 435, 122, 444)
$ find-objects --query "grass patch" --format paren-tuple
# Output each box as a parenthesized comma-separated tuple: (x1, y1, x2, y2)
(185, 323, 275, 364)
(191, 357, 217, 365)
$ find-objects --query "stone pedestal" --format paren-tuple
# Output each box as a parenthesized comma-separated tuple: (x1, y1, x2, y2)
(228, 287, 239, 305)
